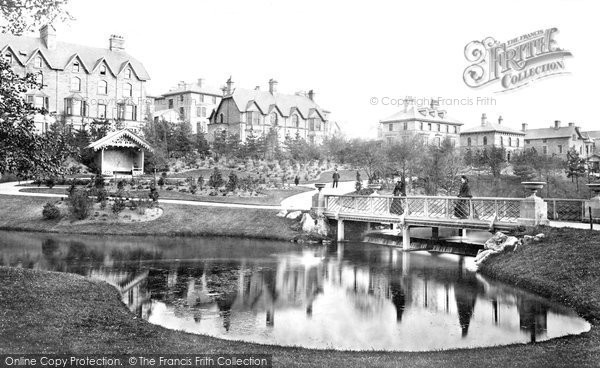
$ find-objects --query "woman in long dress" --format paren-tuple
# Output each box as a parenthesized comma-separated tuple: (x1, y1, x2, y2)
(454, 175, 472, 219)
(390, 178, 406, 215)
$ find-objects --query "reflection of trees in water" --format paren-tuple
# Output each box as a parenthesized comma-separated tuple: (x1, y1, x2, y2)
(517, 299, 548, 342)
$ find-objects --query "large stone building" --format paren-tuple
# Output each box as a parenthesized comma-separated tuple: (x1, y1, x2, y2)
(0, 26, 151, 133)
(208, 78, 333, 144)
(460, 114, 525, 161)
(377, 99, 463, 146)
(523, 121, 594, 158)
(153, 78, 222, 134)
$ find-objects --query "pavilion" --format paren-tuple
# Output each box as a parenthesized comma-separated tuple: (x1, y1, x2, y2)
(87, 129, 153, 177)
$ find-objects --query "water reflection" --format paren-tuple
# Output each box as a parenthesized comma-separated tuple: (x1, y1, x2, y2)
(0, 231, 590, 351)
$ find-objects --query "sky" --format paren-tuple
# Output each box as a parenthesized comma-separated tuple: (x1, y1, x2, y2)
(28, 0, 600, 137)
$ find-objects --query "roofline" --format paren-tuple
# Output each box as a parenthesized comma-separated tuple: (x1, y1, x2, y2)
(461, 130, 526, 135)
(379, 118, 464, 125)
(160, 90, 222, 98)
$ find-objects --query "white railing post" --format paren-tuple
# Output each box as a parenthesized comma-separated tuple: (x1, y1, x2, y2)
(405, 198, 410, 215)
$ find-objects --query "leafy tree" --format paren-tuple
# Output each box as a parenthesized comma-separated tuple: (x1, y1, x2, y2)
(172, 121, 194, 158)
(346, 139, 386, 183)
(385, 137, 422, 180)
(195, 132, 210, 157)
(226, 172, 238, 192)
(208, 167, 224, 189)
(0, 58, 71, 179)
(1, 0, 72, 35)
(477, 146, 507, 178)
(566, 147, 586, 190)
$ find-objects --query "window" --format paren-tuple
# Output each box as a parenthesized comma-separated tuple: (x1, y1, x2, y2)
(34, 96, 48, 110)
(70, 77, 81, 91)
(125, 69, 132, 79)
(98, 104, 107, 118)
(64, 98, 86, 116)
(420, 122, 423, 130)
(270, 112, 278, 126)
(292, 114, 299, 128)
(437, 124, 441, 132)
(3, 52, 12, 64)
(446, 124, 449, 133)
(558, 145, 563, 154)
(123, 83, 132, 97)
(199, 95, 205, 103)
(179, 94, 184, 102)
(100, 65, 106, 76)
(219, 113, 224, 124)
(467, 137, 472, 146)
(389, 123, 393, 132)
(543, 146, 548, 155)
(179, 107, 185, 119)
(453, 126, 458, 134)
(573, 135, 577, 140)
(542, 139, 547, 143)
(507, 152, 511, 162)
(516, 138, 520, 147)
(428, 123, 432, 131)
(97, 80, 108, 95)
(35, 72, 43, 86)
(403, 122, 407, 130)
(118, 104, 137, 120)
(201, 107, 206, 117)
(34, 56, 42, 68)
(434, 137, 441, 147)
(212, 96, 217, 104)
(508, 137, 512, 147)
(500, 137, 504, 146)
(483, 136, 488, 145)
(196, 107, 202, 117)
(72, 61, 80, 73)
(168, 99, 174, 109)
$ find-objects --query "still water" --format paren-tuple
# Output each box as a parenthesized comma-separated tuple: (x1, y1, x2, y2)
(0, 231, 590, 351)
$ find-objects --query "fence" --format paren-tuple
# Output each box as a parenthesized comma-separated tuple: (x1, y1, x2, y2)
(545, 199, 587, 222)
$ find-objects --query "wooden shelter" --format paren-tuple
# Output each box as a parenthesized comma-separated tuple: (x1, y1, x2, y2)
(87, 129, 153, 177)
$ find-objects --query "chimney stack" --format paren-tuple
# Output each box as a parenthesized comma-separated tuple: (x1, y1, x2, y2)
(109, 34, 125, 52)
(308, 89, 315, 102)
(178, 81, 186, 90)
(498, 115, 503, 125)
(268, 78, 278, 94)
(568, 122, 575, 127)
(255, 86, 260, 90)
(522, 123, 528, 132)
(197, 78, 204, 88)
(481, 113, 487, 126)
(40, 25, 56, 50)
(226, 76, 234, 94)
(221, 86, 227, 96)
(554, 120, 561, 129)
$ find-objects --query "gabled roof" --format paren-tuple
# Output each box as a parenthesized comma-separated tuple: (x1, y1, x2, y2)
(87, 129, 153, 151)
(0, 33, 150, 80)
(225, 88, 327, 119)
(160, 81, 222, 98)
(461, 121, 525, 135)
(584, 131, 600, 140)
(380, 105, 463, 125)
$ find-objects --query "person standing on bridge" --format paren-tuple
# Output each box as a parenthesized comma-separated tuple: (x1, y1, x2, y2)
(454, 175, 472, 219)
(390, 177, 406, 215)
(332, 169, 340, 188)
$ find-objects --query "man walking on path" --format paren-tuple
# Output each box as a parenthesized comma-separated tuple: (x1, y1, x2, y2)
(332, 169, 340, 188)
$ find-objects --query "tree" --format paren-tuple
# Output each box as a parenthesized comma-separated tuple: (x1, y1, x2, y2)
(346, 139, 386, 183)
(0, 58, 71, 179)
(566, 147, 586, 191)
(195, 131, 210, 157)
(208, 167, 224, 189)
(172, 121, 194, 158)
(385, 137, 422, 180)
(477, 146, 507, 178)
(420, 139, 463, 195)
(1, 0, 72, 35)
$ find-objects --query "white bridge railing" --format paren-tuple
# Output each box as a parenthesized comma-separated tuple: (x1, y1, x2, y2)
(325, 195, 523, 223)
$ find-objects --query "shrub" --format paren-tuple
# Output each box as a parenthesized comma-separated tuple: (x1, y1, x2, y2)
(149, 184, 159, 202)
(68, 189, 93, 220)
(42, 202, 61, 220)
(226, 172, 238, 192)
(208, 167, 225, 188)
(157, 176, 165, 188)
(112, 197, 126, 214)
(96, 188, 108, 203)
(45, 177, 55, 189)
(190, 184, 198, 194)
(197, 175, 204, 190)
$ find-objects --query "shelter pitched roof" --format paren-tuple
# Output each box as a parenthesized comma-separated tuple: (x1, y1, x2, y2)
(380, 105, 463, 125)
(87, 129, 153, 151)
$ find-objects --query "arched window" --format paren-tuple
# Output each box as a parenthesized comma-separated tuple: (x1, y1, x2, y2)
(483, 136, 488, 146)
(125, 68, 132, 79)
(467, 137, 472, 146)
(100, 65, 107, 76)
(292, 114, 299, 128)
(72, 61, 80, 73)
(35, 72, 43, 86)
(270, 112, 278, 125)
(98, 80, 108, 95)
(516, 138, 520, 148)
(508, 137, 512, 147)
(34, 56, 42, 68)
(123, 83, 132, 97)
(219, 113, 224, 124)
(70, 77, 81, 91)
(500, 137, 504, 146)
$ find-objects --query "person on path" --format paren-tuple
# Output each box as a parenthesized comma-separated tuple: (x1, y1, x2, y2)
(390, 177, 406, 215)
(332, 169, 340, 188)
(294, 175, 300, 186)
(454, 175, 472, 219)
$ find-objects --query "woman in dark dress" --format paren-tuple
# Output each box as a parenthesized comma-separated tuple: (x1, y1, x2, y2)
(390, 178, 406, 215)
(454, 175, 472, 219)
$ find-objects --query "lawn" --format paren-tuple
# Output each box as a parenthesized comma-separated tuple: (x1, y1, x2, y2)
(18, 186, 312, 206)
(0, 195, 300, 240)
(0, 226, 599, 367)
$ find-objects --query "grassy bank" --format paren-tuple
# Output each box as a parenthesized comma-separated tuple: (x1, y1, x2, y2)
(18, 186, 311, 206)
(1, 228, 600, 366)
(0, 195, 299, 241)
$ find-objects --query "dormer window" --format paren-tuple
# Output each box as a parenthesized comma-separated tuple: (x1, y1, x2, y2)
(34, 56, 42, 68)
(219, 113, 224, 124)
(125, 68, 132, 79)
(292, 114, 299, 128)
(3, 52, 12, 64)
(72, 61, 80, 73)
(270, 112, 278, 126)
(100, 65, 107, 76)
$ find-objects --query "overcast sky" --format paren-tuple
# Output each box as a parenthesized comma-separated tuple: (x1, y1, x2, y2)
(35, 0, 599, 137)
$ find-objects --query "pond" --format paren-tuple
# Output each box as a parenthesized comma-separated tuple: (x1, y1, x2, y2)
(0, 231, 590, 351)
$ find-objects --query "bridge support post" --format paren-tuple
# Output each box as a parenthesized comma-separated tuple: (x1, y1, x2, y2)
(337, 220, 345, 242)
(311, 183, 327, 216)
(518, 182, 549, 226)
(432, 227, 439, 241)
(402, 225, 411, 250)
